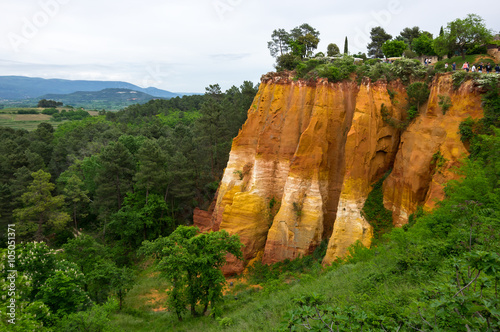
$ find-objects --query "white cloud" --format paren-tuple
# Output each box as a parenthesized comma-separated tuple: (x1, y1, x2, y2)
(0, 0, 498, 93)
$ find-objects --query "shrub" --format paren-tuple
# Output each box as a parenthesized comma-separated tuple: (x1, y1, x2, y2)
(42, 108, 59, 115)
(275, 53, 300, 71)
(17, 109, 38, 114)
(403, 49, 418, 59)
(356, 62, 393, 83)
(406, 82, 430, 109)
(437, 95, 452, 114)
(430, 150, 447, 173)
(361, 171, 393, 237)
(390, 59, 427, 85)
(57, 299, 118, 332)
(317, 64, 341, 81)
(406, 105, 419, 121)
(466, 44, 488, 55)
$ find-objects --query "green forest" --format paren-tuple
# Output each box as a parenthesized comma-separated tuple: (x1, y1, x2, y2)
(1, 13, 500, 332)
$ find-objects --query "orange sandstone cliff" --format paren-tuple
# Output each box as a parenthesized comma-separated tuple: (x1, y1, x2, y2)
(383, 75, 484, 226)
(193, 73, 484, 274)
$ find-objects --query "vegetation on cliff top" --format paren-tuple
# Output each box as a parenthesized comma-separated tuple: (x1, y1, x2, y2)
(269, 13, 495, 85)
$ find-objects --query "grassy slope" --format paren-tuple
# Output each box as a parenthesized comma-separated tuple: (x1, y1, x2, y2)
(108, 64, 500, 332)
(111, 253, 422, 331)
(435, 54, 497, 70)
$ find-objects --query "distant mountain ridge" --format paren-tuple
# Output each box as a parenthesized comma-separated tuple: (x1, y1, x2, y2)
(39, 88, 159, 109)
(0, 76, 182, 100)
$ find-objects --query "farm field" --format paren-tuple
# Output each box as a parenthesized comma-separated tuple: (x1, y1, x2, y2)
(0, 108, 99, 130)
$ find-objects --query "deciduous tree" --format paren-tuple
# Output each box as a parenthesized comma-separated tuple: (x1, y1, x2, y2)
(381, 40, 407, 58)
(141, 226, 243, 320)
(327, 43, 340, 56)
(436, 14, 492, 59)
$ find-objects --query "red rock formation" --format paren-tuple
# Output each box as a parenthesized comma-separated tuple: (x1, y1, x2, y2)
(322, 79, 405, 264)
(383, 74, 484, 226)
(197, 72, 483, 274)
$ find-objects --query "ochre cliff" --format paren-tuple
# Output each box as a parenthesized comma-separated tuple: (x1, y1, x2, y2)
(383, 75, 484, 226)
(194, 72, 484, 274)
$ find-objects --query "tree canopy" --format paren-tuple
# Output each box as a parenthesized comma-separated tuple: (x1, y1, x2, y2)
(327, 43, 340, 56)
(433, 14, 492, 59)
(381, 40, 407, 58)
(140, 226, 243, 320)
(367, 27, 392, 58)
(268, 23, 320, 60)
(412, 32, 436, 56)
(13, 170, 70, 241)
(397, 26, 421, 49)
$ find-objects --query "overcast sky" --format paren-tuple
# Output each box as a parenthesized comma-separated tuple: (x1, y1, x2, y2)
(0, 0, 498, 93)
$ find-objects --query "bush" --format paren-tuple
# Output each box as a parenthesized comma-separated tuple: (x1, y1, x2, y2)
(438, 95, 452, 114)
(57, 299, 118, 332)
(466, 44, 488, 55)
(356, 62, 393, 83)
(390, 59, 427, 85)
(42, 108, 59, 115)
(406, 82, 430, 108)
(275, 53, 300, 71)
(403, 49, 418, 59)
(295, 59, 323, 78)
(361, 171, 393, 237)
(17, 109, 38, 114)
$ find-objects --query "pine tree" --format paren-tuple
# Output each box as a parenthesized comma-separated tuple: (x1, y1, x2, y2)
(63, 174, 90, 230)
(134, 139, 169, 204)
(94, 142, 136, 217)
(13, 170, 70, 241)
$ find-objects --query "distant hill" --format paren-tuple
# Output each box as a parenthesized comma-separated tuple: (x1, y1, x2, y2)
(39, 88, 160, 109)
(0, 76, 182, 100)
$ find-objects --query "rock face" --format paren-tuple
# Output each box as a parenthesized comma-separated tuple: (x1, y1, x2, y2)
(383, 75, 484, 226)
(200, 72, 483, 275)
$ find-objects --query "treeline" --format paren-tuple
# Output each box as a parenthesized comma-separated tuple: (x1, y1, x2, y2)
(0, 81, 257, 330)
(0, 81, 258, 247)
(269, 14, 494, 72)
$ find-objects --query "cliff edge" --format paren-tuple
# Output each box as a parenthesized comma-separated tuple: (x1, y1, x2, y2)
(194, 72, 484, 274)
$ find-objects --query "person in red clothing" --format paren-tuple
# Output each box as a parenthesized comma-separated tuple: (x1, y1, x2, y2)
(462, 62, 469, 72)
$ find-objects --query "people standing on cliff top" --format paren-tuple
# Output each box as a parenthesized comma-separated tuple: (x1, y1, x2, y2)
(495, 64, 500, 73)
(471, 64, 477, 72)
(452, 62, 456, 71)
(486, 63, 492, 73)
(478, 63, 484, 73)
(462, 62, 469, 72)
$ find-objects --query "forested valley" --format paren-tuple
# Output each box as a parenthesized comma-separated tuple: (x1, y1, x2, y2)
(0, 81, 259, 331)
